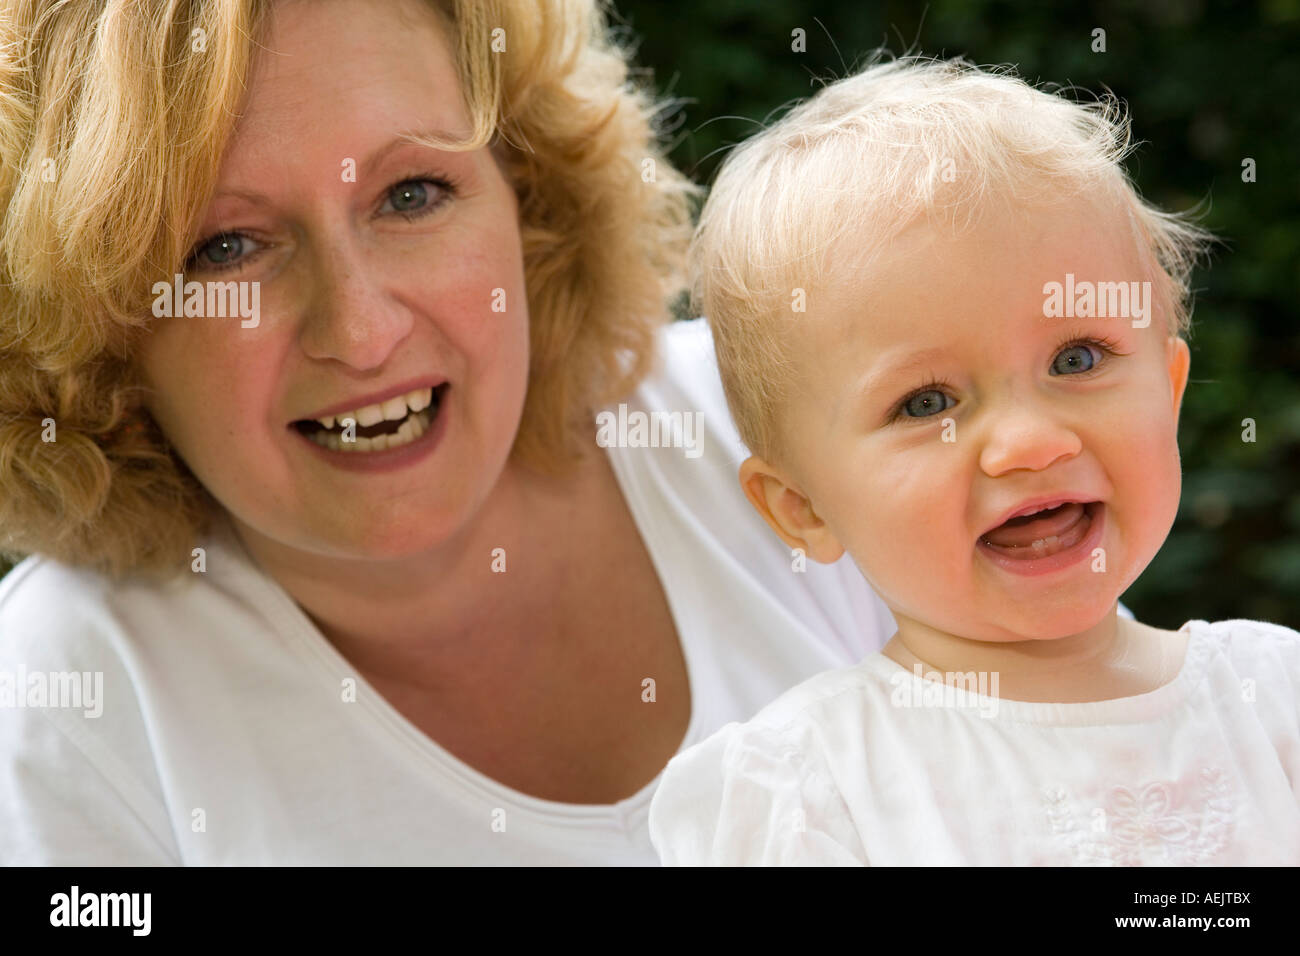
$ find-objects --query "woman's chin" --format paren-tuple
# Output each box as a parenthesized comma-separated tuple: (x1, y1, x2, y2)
(330, 519, 467, 561)
(263, 505, 471, 563)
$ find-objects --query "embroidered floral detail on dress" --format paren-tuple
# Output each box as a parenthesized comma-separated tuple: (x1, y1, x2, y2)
(1110, 782, 1192, 849)
(1042, 768, 1235, 865)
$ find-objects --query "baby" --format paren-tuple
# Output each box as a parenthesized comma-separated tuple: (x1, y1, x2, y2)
(648, 57, 1300, 865)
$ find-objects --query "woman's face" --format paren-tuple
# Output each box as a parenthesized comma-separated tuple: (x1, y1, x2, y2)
(139, 0, 530, 560)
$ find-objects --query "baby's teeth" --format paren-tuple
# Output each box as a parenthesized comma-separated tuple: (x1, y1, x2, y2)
(1031, 535, 1060, 553)
(318, 414, 335, 429)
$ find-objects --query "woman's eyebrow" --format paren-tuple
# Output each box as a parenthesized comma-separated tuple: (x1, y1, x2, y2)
(210, 129, 462, 202)
(364, 128, 463, 172)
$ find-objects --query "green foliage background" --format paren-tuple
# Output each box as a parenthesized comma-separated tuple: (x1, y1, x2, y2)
(2, 1, 1295, 631)
(613, 0, 1299, 629)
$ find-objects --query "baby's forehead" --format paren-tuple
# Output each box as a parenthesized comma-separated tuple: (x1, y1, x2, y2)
(798, 200, 1157, 358)
(817, 190, 1147, 296)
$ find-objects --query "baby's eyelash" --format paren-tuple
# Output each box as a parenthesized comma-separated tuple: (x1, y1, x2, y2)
(886, 334, 1127, 423)
(888, 375, 957, 423)
(1060, 331, 1125, 356)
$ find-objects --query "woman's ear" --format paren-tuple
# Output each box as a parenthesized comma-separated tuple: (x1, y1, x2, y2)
(739, 455, 845, 564)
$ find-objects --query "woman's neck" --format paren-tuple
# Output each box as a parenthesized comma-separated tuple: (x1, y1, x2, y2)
(228, 447, 609, 690)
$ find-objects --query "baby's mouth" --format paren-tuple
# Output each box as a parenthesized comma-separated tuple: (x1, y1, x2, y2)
(979, 501, 1101, 559)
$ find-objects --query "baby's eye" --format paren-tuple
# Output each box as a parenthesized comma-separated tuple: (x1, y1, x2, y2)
(900, 388, 955, 419)
(1051, 343, 1101, 375)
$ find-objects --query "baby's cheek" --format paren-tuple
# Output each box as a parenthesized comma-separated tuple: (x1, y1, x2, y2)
(839, 461, 960, 604)
(1110, 413, 1183, 567)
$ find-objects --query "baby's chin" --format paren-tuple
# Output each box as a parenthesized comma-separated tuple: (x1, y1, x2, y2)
(980, 593, 1122, 642)
(897, 592, 1122, 644)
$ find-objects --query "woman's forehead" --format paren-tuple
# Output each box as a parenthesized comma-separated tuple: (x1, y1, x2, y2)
(230, 0, 469, 151)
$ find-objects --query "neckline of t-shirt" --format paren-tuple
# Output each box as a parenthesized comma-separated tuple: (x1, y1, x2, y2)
(857, 619, 1214, 726)
(203, 407, 708, 830)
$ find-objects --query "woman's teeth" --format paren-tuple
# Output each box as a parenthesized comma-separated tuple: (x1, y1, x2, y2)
(304, 386, 437, 452)
(312, 387, 433, 430)
(308, 408, 431, 452)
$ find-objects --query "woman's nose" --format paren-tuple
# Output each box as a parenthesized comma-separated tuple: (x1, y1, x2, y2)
(977, 403, 1083, 477)
(296, 240, 414, 370)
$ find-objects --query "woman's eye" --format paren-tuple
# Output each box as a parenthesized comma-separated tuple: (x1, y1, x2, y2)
(901, 389, 954, 419)
(185, 177, 453, 273)
(1051, 343, 1100, 375)
(187, 233, 258, 273)
(380, 179, 447, 217)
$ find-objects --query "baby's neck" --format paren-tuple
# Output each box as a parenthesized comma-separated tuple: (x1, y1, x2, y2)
(881, 610, 1189, 703)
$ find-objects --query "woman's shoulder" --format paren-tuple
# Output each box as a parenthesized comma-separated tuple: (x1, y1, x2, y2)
(0, 525, 293, 863)
(0, 518, 266, 671)
(633, 317, 748, 465)
(0, 555, 123, 665)
(0, 555, 188, 863)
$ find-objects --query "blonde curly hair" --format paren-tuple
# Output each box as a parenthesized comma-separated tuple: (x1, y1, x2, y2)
(0, 0, 699, 579)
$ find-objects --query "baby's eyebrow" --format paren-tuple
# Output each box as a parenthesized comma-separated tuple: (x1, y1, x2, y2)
(852, 345, 951, 402)
(828, 344, 951, 429)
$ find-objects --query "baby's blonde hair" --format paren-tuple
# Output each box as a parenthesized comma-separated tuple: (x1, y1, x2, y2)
(0, 0, 698, 579)
(691, 55, 1212, 464)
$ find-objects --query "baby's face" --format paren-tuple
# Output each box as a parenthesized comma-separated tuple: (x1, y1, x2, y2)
(759, 196, 1191, 642)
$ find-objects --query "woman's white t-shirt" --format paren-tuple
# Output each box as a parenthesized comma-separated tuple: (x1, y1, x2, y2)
(648, 618, 1300, 865)
(0, 318, 898, 865)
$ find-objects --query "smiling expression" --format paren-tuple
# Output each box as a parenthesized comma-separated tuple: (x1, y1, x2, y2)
(138, 0, 530, 560)
(760, 193, 1192, 642)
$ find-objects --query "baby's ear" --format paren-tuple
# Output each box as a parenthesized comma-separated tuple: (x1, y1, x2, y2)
(1167, 334, 1191, 421)
(739, 455, 845, 564)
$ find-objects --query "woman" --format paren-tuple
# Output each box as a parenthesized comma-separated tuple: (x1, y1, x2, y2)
(0, 0, 894, 864)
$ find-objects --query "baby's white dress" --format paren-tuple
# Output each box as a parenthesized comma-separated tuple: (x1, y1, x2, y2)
(648, 619, 1300, 865)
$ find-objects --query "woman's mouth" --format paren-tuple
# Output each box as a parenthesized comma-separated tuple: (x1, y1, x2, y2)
(293, 383, 448, 453)
(978, 501, 1105, 576)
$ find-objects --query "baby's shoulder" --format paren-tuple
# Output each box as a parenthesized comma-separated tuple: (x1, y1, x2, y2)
(1184, 617, 1300, 701)
(1185, 617, 1300, 660)
(665, 660, 883, 780)
(727, 657, 897, 755)
(656, 661, 882, 806)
